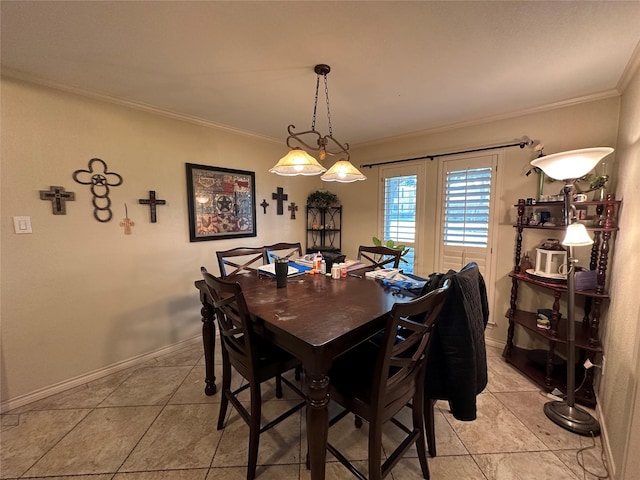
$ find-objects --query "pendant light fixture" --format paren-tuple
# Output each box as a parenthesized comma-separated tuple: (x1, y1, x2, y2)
(270, 64, 366, 182)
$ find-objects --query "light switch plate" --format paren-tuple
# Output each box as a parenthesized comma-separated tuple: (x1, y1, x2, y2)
(13, 216, 33, 234)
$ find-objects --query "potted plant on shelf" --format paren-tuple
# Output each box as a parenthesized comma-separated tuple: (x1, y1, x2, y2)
(307, 190, 340, 208)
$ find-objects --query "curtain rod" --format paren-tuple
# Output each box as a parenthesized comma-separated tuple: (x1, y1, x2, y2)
(359, 137, 533, 169)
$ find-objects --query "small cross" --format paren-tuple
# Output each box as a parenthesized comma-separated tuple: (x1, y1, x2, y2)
(272, 187, 288, 215)
(138, 190, 166, 223)
(39, 186, 75, 215)
(260, 199, 269, 214)
(288, 202, 298, 220)
(120, 204, 135, 235)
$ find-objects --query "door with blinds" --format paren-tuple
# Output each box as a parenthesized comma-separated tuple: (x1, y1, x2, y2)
(435, 154, 498, 290)
(379, 164, 422, 274)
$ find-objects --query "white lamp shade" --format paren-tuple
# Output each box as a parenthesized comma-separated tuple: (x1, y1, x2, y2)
(530, 147, 614, 181)
(270, 149, 327, 176)
(320, 159, 367, 183)
(562, 223, 594, 247)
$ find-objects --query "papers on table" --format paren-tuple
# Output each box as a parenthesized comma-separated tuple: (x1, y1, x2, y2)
(258, 262, 309, 277)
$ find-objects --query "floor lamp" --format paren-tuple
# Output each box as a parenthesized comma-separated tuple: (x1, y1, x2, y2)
(531, 147, 614, 436)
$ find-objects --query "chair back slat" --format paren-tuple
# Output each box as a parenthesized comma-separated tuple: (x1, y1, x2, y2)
(201, 267, 256, 377)
(357, 245, 402, 269)
(264, 242, 303, 262)
(374, 281, 450, 413)
(216, 247, 267, 277)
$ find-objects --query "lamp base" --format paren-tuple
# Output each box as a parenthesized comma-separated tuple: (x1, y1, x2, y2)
(544, 400, 600, 436)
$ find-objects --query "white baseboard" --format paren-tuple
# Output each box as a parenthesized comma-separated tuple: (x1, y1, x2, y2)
(0, 336, 201, 414)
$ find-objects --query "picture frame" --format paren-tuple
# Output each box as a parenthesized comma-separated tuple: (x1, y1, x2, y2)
(185, 163, 257, 242)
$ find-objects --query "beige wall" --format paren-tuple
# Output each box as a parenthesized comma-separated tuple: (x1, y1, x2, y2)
(0, 78, 316, 406)
(603, 61, 640, 479)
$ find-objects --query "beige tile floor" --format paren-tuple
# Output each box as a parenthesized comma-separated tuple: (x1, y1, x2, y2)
(1, 341, 610, 480)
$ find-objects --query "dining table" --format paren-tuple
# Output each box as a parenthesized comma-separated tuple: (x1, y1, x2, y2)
(194, 270, 412, 480)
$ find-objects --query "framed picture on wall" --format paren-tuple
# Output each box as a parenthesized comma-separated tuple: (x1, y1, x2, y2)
(185, 163, 257, 242)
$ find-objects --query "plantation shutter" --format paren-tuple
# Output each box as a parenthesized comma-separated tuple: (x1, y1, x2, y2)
(443, 167, 492, 247)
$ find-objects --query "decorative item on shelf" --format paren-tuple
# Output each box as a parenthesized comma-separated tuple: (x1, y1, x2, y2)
(536, 309, 552, 330)
(307, 190, 339, 208)
(520, 252, 533, 272)
(526, 239, 567, 284)
(269, 64, 366, 182)
(531, 146, 614, 436)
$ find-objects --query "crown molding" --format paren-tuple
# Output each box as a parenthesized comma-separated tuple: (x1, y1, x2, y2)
(354, 89, 621, 149)
(617, 40, 640, 93)
(1, 68, 281, 145)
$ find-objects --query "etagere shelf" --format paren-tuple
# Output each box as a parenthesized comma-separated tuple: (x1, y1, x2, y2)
(306, 206, 342, 254)
(503, 194, 620, 407)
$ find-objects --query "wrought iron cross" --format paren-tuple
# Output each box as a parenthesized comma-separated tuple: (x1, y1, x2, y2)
(260, 199, 269, 214)
(39, 186, 75, 215)
(271, 187, 288, 215)
(138, 190, 166, 223)
(288, 202, 298, 220)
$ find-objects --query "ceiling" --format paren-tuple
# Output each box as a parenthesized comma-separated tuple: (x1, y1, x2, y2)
(2, 1, 640, 147)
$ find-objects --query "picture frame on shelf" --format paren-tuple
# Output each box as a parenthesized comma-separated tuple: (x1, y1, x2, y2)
(185, 163, 257, 242)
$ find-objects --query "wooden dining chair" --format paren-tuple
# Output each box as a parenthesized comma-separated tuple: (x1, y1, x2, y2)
(216, 246, 268, 277)
(264, 242, 303, 262)
(201, 267, 305, 480)
(324, 282, 450, 480)
(357, 245, 402, 270)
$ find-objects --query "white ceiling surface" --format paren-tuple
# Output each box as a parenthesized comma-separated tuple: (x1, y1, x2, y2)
(2, 1, 640, 146)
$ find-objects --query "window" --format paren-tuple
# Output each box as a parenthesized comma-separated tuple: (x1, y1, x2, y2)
(382, 174, 417, 273)
(443, 167, 491, 247)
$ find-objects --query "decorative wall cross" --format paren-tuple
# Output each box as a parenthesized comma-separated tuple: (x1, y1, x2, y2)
(120, 204, 134, 235)
(260, 199, 269, 214)
(288, 202, 298, 220)
(272, 187, 288, 215)
(39, 186, 75, 215)
(72, 158, 123, 222)
(138, 190, 166, 223)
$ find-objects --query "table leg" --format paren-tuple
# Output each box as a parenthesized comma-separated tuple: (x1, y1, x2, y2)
(306, 373, 329, 480)
(201, 302, 217, 395)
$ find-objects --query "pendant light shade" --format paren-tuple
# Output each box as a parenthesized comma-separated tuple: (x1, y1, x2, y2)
(530, 147, 613, 181)
(321, 159, 367, 183)
(269, 148, 327, 176)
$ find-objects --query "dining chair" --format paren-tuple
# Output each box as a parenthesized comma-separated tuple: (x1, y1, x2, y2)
(357, 245, 402, 270)
(325, 282, 450, 480)
(264, 242, 303, 262)
(216, 246, 268, 277)
(201, 267, 305, 480)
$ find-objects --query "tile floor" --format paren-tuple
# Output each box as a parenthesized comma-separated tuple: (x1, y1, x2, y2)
(1, 340, 609, 480)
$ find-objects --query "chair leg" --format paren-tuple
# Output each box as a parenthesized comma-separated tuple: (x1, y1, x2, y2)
(424, 398, 436, 457)
(275, 373, 283, 398)
(247, 381, 262, 480)
(217, 355, 232, 430)
(414, 391, 430, 479)
(368, 421, 384, 480)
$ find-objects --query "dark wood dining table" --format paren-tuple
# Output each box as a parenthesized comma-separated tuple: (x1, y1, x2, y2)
(194, 271, 411, 480)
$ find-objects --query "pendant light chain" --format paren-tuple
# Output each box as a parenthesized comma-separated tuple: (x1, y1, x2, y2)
(323, 73, 333, 137)
(311, 75, 320, 132)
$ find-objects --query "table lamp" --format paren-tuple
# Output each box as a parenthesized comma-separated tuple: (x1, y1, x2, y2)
(530, 147, 613, 435)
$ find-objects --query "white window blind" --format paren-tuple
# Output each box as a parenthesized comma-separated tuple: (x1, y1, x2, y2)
(383, 175, 417, 272)
(443, 167, 491, 247)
